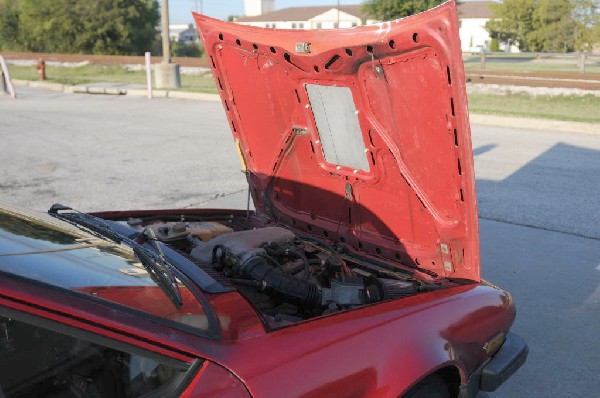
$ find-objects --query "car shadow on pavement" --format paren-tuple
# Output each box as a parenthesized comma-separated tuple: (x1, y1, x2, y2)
(473, 142, 600, 397)
(472, 143, 497, 156)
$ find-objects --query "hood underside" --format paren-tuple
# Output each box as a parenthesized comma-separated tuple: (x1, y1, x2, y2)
(193, 1, 480, 281)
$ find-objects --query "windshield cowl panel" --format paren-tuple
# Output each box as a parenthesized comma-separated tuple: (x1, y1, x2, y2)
(74, 285, 209, 328)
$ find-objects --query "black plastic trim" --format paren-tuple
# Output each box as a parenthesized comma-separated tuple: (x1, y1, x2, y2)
(104, 219, 236, 294)
(480, 332, 528, 392)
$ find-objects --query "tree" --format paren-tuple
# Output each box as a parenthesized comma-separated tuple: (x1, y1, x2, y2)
(172, 40, 203, 57)
(572, 0, 600, 51)
(487, 0, 599, 52)
(0, 0, 159, 55)
(529, 0, 577, 52)
(0, 0, 20, 50)
(361, 0, 444, 20)
(489, 37, 500, 52)
(486, 0, 536, 51)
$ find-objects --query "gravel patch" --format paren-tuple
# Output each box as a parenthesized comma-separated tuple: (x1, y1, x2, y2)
(467, 82, 600, 97)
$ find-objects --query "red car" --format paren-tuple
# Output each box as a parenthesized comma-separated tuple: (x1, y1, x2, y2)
(0, 1, 526, 397)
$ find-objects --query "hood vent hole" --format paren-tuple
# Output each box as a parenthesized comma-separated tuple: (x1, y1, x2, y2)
(324, 55, 341, 69)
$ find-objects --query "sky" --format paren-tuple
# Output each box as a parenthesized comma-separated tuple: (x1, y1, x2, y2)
(170, 0, 363, 24)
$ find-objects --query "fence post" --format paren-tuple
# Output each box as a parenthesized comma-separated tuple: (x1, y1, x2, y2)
(0, 71, 6, 94)
(480, 49, 486, 70)
(0, 55, 16, 98)
(145, 52, 153, 99)
(578, 52, 586, 74)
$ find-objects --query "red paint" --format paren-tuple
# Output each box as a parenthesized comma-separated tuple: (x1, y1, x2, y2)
(0, 271, 514, 397)
(193, 0, 479, 282)
(0, 2, 525, 396)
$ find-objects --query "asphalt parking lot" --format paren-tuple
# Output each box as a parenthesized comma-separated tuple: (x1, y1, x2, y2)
(2, 87, 600, 397)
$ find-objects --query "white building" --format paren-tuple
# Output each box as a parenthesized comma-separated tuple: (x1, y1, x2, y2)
(169, 24, 199, 43)
(457, 1, 495, 52)
(244, 0, 275, 17)
(236, 1, 506, 52)
(235, 4, 378, 30)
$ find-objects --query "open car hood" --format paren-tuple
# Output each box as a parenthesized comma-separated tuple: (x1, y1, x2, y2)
(193, 1, 480, 281)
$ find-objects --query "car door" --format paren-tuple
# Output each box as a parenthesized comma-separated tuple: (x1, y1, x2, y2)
(0, 303, 200, 398)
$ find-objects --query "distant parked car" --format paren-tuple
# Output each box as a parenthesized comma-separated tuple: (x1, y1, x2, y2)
(0, 1, 526, 397)
(468, 45, 489, 55)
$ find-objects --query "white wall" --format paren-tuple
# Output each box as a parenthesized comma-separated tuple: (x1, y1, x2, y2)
(244, 0, 275, 17)
(237, 9, 364, 30)
(310, 9, 362, 29)
(459, 18, 491, 51)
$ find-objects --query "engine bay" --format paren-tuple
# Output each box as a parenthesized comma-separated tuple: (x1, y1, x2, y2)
(122, 214, 448, 328)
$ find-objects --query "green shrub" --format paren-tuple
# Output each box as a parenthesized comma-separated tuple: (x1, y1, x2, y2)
(490, 38, 500, 52)
(172, 41, 203, 58)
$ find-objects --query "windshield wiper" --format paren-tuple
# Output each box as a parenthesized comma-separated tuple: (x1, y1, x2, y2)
(48, 204, 183, 307)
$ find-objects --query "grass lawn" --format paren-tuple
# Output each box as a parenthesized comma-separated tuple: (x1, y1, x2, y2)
(7, 63, 218, 93)
(463, 56, 600, 74)
(467, 92, 600, 123)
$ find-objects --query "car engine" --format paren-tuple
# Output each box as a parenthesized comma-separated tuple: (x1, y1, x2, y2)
(125, 217, 423, 326)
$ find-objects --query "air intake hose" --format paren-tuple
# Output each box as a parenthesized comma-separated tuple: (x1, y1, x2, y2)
(239, 252, 322, 307)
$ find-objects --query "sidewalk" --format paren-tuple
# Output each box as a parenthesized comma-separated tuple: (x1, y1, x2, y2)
(10, 79, 599, 135)
(469, 113, 600, 135)
(11, 79, 221, 101)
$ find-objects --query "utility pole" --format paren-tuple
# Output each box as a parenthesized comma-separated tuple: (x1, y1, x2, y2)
(337, 0, 340, 28)
(161, 0, 171, 63)
(193, 0, 203, 13)
(156, 0, 181, 88)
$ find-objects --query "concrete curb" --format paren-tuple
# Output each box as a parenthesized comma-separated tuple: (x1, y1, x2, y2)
(72, 86, 127, 95)
(469, 113, 600, 135)
(12, 79, 222, 102)
(10, 79, 599, 135)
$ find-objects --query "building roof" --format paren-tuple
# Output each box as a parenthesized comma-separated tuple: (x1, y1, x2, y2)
(457, 1, 494, 19)
(236, 2, 495, 23)
(236, 5, 368, 22)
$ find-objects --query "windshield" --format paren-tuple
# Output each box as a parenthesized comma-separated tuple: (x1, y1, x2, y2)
(0, 209, 211, 332)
